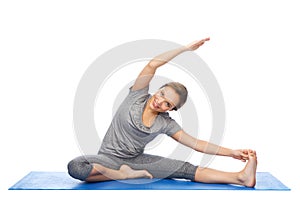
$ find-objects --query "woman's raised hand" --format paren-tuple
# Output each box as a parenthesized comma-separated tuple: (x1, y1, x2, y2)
(186, 37, 210, 51)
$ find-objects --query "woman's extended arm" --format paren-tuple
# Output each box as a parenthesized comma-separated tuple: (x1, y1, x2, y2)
(172, 130, 249, 161)
(131, 37, 210, 91)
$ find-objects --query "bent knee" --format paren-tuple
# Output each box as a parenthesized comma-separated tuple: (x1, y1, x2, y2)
(67, 157, 93, 181)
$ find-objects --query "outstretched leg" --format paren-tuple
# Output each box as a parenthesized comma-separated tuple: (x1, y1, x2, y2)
(85, 164, 153, 182)
(195, 150, 257, 187)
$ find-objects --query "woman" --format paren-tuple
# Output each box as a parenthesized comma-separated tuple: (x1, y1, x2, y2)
(68, 37, 257, 187)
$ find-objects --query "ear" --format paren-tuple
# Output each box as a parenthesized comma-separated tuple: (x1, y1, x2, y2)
(170, 107, 178, 111)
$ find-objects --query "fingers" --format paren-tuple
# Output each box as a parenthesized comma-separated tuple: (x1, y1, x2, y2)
(241, 149, 249, 159)
(248, 149, 257, 157)
(247, 149, 255, 154)
(241, 149, 253, 161)
(187, 37, 210, 50)
(197, 37, 210, 46)
(234, 149, 257, 162)
(244, 149, 257, 160)
(202, 37, 210, 42)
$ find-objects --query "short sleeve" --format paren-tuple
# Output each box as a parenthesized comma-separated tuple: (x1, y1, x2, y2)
(128, 85, 149, 99)
(163, 117, 182, 137)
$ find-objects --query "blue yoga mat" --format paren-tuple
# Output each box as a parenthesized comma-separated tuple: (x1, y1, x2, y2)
(9, 171, 290, 190)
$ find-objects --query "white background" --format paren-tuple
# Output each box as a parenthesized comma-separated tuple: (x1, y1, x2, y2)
(1, 0, 299, 221)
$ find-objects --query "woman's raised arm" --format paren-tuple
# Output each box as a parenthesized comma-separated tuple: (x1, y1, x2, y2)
(131, 37, 210, 91)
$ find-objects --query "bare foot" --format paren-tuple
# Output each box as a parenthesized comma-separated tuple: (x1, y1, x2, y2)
(238, 150, 257, 187)
(119, 165, 153, 179)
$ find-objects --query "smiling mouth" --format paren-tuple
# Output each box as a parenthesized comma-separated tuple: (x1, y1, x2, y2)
(152, 100, 160, 109)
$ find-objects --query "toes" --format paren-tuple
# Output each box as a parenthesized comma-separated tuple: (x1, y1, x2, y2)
(145, 171, 153, 179)
(247, 149, 257, 157)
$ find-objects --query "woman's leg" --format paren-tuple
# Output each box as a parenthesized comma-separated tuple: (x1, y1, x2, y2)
(85, 164, 152, 182)
(121, 153, 199, 181)
(122, 150, 257, 187)
(68, 151, 257, 186)
(195, 150, 257, 187)
(67, 154, 152, 182)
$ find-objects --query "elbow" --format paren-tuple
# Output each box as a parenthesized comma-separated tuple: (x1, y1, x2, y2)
(148, 60, 160, 69)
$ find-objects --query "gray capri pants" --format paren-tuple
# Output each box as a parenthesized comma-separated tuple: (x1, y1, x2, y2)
(67, 152, 198, 181)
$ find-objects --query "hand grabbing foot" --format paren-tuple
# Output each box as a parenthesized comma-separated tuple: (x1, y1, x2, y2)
(238, 150, 258, 187)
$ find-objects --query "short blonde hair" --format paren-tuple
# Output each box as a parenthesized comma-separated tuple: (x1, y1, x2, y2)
(159, 82, 188, 111)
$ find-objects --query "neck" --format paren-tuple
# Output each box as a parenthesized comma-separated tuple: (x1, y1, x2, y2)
(142, 99, 158, 127)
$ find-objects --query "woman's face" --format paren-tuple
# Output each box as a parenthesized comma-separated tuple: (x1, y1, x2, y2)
(149, 87, 180, 112)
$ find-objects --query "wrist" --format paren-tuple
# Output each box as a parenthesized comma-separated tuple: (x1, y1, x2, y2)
(220, 146, 233, 157)
(178, 43, 189, 51)
(182, 46, 191, 52)
(228, 148, 235, 157)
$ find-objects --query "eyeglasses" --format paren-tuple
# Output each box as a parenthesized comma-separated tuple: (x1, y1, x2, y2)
(155, 88, 177, 110)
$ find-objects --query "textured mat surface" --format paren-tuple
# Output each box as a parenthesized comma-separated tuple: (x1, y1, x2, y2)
(9, 171, 290, 190)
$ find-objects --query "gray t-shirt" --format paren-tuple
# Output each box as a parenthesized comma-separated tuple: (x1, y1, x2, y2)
(98, 86, 181, 158)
